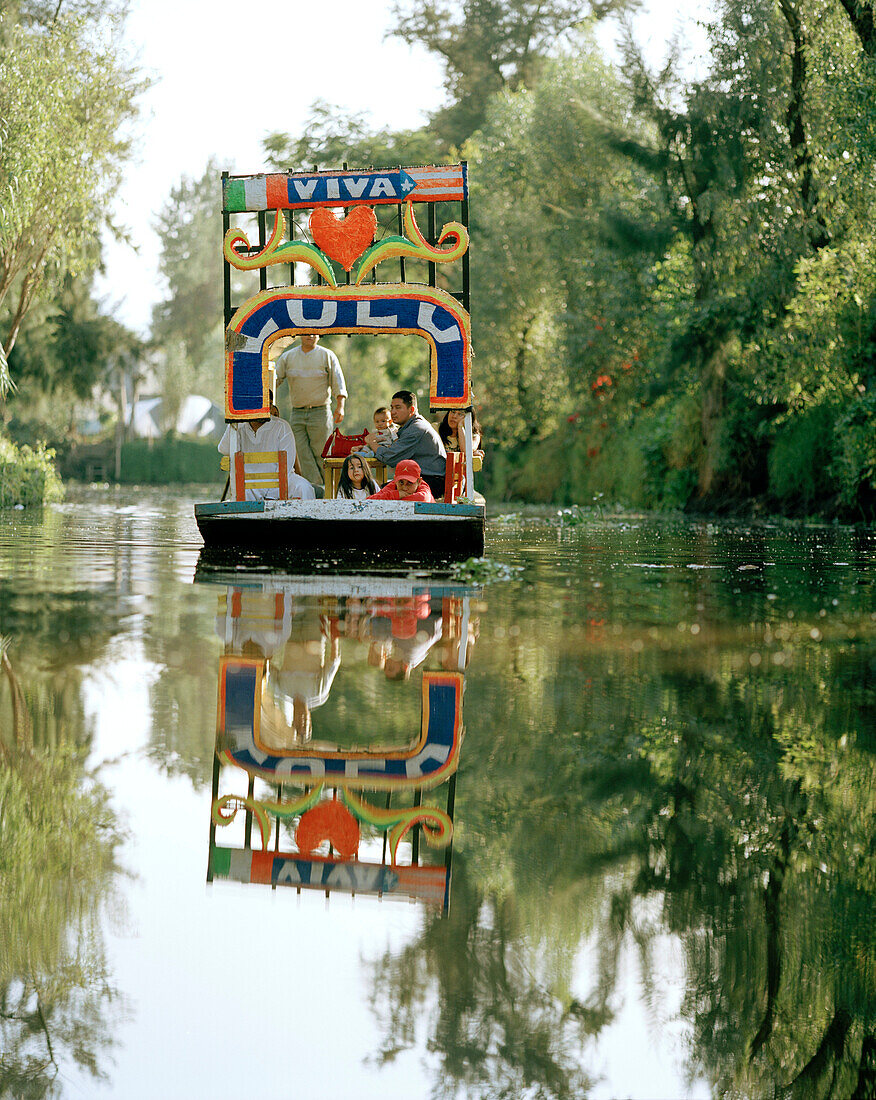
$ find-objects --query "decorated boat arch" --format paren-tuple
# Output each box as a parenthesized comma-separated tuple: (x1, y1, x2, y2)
(194, 162, 485, 562)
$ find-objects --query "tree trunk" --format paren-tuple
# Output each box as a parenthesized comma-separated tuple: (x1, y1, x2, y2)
(778, 0, 831, 252)
(114, 363, 127, 481)
(837, 0, 876, 57)
(514, 318, 539, 441)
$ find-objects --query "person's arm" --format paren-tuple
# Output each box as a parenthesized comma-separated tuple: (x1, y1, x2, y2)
(409, 481, 434, 502)
(273, 351, 287, 387)
(367, 483, 397, 500)
(329, 356, 347, 424)
(455, 421, 482, 454)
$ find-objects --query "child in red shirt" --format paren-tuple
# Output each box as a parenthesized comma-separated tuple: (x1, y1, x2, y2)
(367, 459, 435, 502)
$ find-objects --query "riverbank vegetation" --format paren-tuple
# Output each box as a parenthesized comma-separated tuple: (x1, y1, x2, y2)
(0, 437, 64, 507)
(2, 0, 876, 518)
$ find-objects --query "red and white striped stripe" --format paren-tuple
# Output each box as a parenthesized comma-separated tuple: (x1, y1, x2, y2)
(408, 165, 468, 202)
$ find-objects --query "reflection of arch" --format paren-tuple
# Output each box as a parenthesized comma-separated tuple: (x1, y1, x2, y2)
(217, 658, 463, 790)
(224, 285, 471, 419)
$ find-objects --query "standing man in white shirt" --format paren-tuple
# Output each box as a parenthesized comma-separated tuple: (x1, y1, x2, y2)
(273, 334, 347, 487)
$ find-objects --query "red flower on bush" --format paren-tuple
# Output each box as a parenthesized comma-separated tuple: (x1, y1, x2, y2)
(567, 412, 581, 423)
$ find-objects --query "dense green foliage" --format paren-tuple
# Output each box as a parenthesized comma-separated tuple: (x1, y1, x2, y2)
(0, 437, 64, 507)
(4, 0, 876, 516)
(0, 10, 145, 374)
(0, 2, 147, 498)
(254, 0, 876, 518)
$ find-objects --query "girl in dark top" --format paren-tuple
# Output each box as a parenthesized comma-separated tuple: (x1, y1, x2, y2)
(337, 453, 379, 500)
(437, 409, 483, 456)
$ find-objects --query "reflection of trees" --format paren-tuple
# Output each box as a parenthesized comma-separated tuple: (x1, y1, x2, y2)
(0, 640, 125, 1096)
(0, 579, 134, 758)
(369, 586, 876, 1097)
(146, 545, 222, 781)
(572, 646, 876, 1098)
(146, 616, 218, 781)
(369, 858, 596, 1100)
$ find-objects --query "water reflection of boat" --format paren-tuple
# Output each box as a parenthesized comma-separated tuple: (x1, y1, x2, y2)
(193, 163, 485, 563)
(198, 573, 482, 911)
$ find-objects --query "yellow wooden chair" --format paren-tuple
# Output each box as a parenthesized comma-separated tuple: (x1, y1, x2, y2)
(220, 451, 288, 501)
(440, 452, 483, 503)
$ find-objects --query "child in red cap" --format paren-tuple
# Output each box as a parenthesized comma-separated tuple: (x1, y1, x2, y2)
(367, 459, 435, 502)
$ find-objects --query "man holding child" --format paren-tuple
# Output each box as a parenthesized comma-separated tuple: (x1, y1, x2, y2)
(365, 390, 446, 499)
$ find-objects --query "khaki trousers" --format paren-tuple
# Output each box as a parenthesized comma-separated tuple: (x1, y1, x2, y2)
(290, 404, 332, 486)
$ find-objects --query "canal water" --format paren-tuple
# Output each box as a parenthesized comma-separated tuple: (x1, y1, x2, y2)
(1, 487, 874, 1099)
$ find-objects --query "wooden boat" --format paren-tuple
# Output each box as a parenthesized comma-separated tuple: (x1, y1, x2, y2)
(194, 162, 485, 562)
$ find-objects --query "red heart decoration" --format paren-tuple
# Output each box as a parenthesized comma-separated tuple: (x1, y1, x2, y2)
(295, 800, 360, 859)
(310, 206, 377, 272)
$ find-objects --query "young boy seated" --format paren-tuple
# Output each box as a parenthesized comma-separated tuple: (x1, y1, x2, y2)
(366, 459, 434, 502)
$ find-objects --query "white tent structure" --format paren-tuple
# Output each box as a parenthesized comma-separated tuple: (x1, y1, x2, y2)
(130, 395, 224, 441)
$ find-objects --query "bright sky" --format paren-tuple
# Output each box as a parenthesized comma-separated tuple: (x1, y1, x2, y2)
(97, 0, 708, 336)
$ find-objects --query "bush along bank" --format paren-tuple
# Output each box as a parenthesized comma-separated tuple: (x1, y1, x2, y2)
(0, 436, 65, 507)
(481, 390, 876, 522)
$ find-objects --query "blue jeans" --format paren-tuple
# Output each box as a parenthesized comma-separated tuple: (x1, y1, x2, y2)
(290, 404, 333, 486)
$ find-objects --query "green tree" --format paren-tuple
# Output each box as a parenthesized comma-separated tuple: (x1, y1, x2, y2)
(263, 99, 439, 171)
(152, 157, 226, 405)
(462, 47, 664, 469)
(0, 14, 146, 396)
(6, 275, 145, 443)
(0, 0, 127, 31)
(389, 0, 631, 149)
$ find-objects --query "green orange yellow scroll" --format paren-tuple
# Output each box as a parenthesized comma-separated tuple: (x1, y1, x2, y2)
(224, 213, 338, 286)
(212, 784, 325, 849)
(353, 202, 468, 284)
(212, 785, 453, 865)
(223, 201, 468, 288)
(343, 789, 453, 865)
